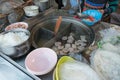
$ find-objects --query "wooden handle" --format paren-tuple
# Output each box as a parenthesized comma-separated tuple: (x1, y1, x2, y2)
(54, 16, 62, 35)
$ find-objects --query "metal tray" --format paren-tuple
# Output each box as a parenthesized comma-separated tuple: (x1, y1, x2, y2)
(0, 52, 41, 80)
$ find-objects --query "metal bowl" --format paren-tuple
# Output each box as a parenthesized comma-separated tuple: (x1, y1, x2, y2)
(0, 28, 30, 58)
(30, 16, 95, 52)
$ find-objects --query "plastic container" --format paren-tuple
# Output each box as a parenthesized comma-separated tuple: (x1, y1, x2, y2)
(5, 22, 28, 31)
(34, 0, 49, 11)
(0, 28, 30, 58)
(23, 5, 39, 17)
(25, 48, 57, 75)
(55, 56, 75, 80)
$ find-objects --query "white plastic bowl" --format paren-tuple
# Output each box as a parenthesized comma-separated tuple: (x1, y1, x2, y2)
(23, 5, 39, 17)
(25, 48, 57, 75)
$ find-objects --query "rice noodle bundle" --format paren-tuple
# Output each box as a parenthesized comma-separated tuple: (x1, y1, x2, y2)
(59, 61, 101, 80)
(91, 49, 120, 80)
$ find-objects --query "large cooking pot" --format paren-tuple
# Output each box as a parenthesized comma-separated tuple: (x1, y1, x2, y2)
(30, 16, 95, 51)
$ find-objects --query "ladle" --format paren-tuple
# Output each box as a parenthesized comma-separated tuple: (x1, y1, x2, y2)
(77, 0, 88, 18)
(54, 16, 62, 35)
(77, 0, 82, 16)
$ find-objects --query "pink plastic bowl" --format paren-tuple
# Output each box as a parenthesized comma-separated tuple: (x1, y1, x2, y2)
(5, 22, 28, 31)
(25, 48, 57, 75)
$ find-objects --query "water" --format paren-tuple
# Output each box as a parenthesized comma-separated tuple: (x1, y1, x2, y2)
(38, 39, 50, 47)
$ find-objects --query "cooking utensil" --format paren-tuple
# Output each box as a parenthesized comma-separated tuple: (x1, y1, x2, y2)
(77, 0, 82, 16)
(77, 0, 89, 18)
(0, 28, 30, 58)
(30, 16, 95, 50)
(54, 16, 62, 35)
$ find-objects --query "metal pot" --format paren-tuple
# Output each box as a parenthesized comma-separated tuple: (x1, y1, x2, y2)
(30, 16, 95, 52)
(0, 28, 30, 58)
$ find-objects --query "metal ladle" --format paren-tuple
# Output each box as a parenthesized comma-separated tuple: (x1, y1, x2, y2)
(77, 0, 88, 18)
(77, 0, 82, 16)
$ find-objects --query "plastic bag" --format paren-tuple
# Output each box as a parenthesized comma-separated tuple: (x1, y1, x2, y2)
(97, 28, 120, 53)
(99, 28, 120, 45)
(82, 9, 102, 26)
(90, 49, 120, 80)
